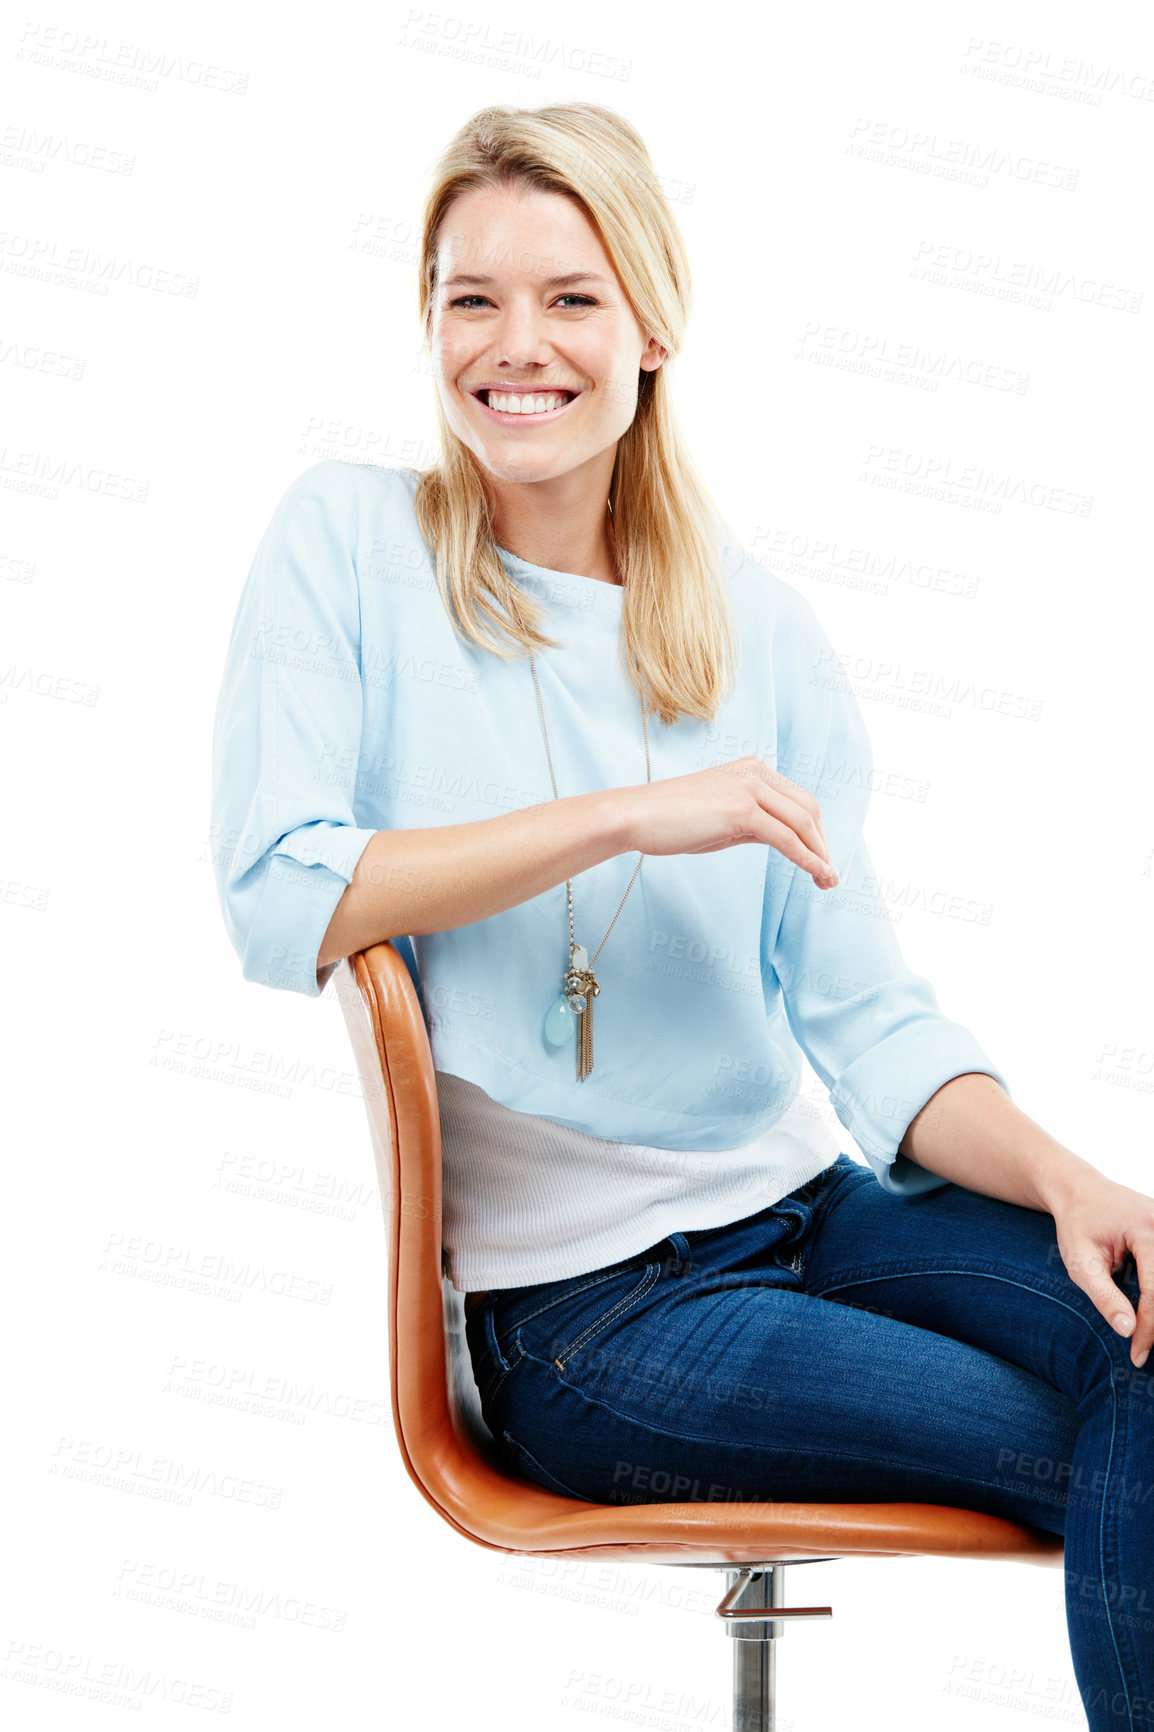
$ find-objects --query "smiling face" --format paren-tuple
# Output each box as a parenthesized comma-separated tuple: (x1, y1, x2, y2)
(428, 182, 666, 487)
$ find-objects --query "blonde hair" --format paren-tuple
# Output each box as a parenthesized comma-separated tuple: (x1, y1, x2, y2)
(412, 102, 741, 727)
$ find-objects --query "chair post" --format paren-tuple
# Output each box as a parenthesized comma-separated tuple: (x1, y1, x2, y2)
(726, 1566, 784, 1732)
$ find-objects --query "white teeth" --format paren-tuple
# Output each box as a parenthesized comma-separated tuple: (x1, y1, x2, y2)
(483, 390, 573, 415)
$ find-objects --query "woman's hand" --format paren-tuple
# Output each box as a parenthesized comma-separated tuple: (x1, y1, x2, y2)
(1047, 1168, 1154, 1368)
(614, 756, 839, 890)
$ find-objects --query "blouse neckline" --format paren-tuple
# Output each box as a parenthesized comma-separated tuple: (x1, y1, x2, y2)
(495, 544, 625, 608)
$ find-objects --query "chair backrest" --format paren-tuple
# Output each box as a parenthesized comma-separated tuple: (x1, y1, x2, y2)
(336, 943, 586, 1547)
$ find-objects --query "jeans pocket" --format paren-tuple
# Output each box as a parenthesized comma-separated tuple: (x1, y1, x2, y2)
(551, 1261, 662, 1371)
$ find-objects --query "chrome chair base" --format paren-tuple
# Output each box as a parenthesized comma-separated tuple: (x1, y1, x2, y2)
(668, 1557, 837, 1730)
(710, 1560, 837, 1732)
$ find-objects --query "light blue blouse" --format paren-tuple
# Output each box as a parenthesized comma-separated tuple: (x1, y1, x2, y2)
(210, 460, 1010, 1197)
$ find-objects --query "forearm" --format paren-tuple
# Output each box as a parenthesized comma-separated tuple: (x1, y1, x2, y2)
(897, 1071, 1102, 1216)
(317, 788, 632, 971)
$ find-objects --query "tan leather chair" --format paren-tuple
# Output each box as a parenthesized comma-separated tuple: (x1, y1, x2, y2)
(338, 941, 1064, 1729)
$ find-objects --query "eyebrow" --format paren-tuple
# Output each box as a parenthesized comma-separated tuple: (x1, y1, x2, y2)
(441, 271, 612, 289)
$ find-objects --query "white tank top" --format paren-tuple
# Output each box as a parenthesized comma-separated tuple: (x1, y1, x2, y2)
(436, 1068, 842, 1291)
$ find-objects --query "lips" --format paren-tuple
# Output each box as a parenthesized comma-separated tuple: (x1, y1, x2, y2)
(467, 385, 583, 427)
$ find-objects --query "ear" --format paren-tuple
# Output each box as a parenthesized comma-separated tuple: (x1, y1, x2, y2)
(640, 338, 668, 373)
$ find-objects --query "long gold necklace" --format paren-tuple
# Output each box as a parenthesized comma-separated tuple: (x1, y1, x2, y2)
(531, 650, 651, 1081)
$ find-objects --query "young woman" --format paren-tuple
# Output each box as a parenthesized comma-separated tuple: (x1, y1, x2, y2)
(212, 103, 1154, 1726)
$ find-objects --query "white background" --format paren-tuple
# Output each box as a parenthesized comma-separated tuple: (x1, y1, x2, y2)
(3, 1, 1153, 1727)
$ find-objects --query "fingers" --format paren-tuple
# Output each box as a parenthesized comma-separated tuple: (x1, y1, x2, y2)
(1126, 1247, 1154, 1367)
(758, 810, 839, 889)
(713, 762, 831, 879)
(754, 782, 837, 883)
(1065, 1243, 1150, 1367)
(731, 758, 834, 874)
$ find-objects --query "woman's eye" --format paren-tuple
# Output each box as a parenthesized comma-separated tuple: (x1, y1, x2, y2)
(446, 294, 598, 310)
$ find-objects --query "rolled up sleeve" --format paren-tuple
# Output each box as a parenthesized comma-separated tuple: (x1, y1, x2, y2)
(765, 587, 1010, 1195)
(210, 461, 380, 998)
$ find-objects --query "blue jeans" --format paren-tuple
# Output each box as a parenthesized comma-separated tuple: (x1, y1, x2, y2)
(465, 1152, 1153, 1729)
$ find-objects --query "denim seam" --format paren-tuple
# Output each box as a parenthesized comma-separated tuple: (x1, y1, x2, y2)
(813, 1258, 1076, 1291)
(812, 1266, 1118, 1348)
(494, 1260, 652, 1338)
(553, 1263, 662, 1370)
(1099, 1361, 1132, 1730)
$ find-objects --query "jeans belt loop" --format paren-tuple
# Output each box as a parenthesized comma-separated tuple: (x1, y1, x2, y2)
(665, 1231, 692, 1277)
(482, 1298, 510, 1373)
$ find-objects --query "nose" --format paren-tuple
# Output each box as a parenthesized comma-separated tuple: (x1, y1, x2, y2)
(490, 294, 556, 368)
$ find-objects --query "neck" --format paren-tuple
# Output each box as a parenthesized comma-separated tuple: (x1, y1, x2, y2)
(484, 460, 621, 586)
